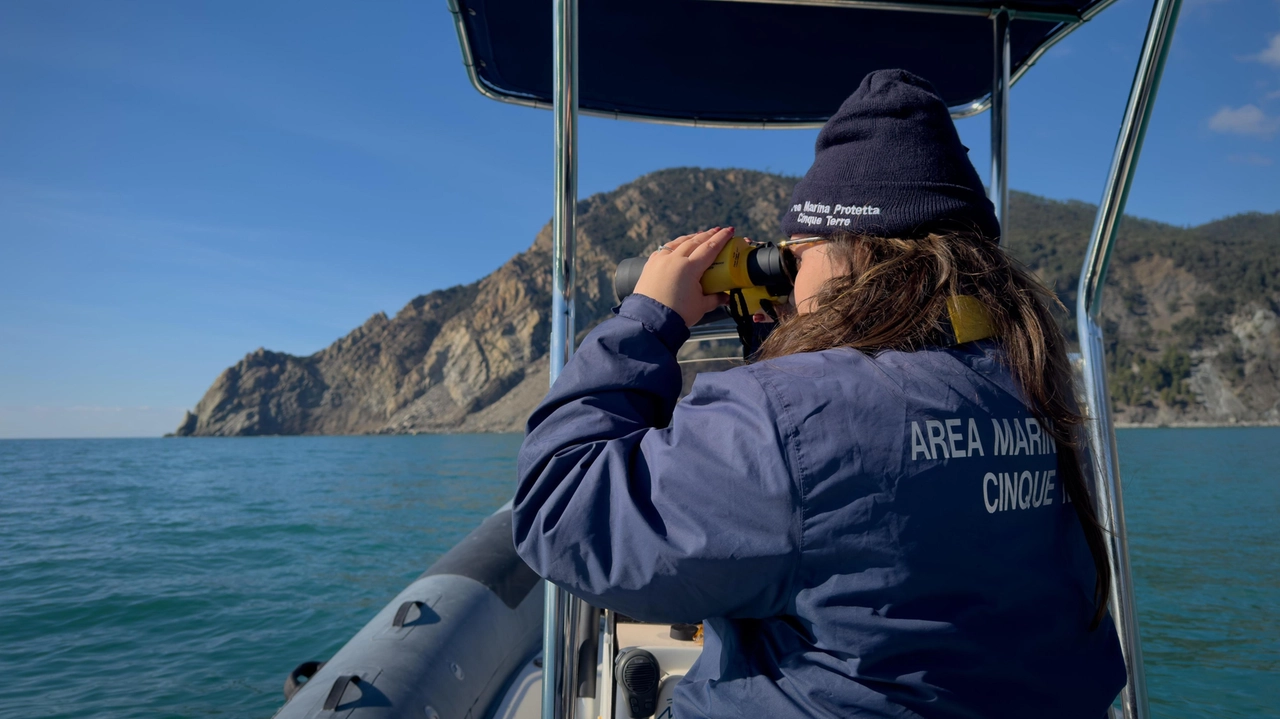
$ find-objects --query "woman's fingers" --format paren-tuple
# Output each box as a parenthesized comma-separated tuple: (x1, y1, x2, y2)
(649, 228, 720, 263)
(632, 226, 739, 327)
(695, 291, 729, 318)
(664, 228, 716, 253)
(674, 227, 724, 257)
(685, 227, 733, 263)
(672, 230, 709, 256)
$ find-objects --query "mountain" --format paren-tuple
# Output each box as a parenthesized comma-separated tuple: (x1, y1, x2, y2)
(172, 168, 1280, 436)
(999, 197, 1280, 425)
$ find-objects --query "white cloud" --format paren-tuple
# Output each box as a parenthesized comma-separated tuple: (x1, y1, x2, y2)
(1228, 153, 1274, 166)
(1255, 34, 1280, 68)
(1208, 105, 1280, 137)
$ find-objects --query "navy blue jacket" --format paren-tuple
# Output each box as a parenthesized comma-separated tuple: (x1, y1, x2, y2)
(514, 295, 1126, 719)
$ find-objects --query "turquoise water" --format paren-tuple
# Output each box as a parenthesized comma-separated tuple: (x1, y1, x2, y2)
(1119, 429, 1279, 718)
(0, 430, 1275, 718)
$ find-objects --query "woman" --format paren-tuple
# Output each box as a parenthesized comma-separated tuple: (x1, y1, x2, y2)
(513, 70, 1126, 718)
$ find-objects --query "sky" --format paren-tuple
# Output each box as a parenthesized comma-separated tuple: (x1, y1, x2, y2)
(1, 0, 1277, 438)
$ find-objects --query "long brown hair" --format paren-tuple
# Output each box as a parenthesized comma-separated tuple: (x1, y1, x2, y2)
(757, 231, 1111, 629)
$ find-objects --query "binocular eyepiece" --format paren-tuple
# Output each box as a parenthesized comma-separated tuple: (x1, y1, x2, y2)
(612, 237, 796, 315)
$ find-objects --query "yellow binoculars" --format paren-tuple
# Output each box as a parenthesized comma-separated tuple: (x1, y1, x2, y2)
(613, 237, 793, 316)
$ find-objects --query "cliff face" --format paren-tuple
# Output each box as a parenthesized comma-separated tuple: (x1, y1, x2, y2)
(174, 168, 1280, 436)
(1101, 268, 1280, 426)
(999, 200, 1280, 426)
(175, 168, 794, 436)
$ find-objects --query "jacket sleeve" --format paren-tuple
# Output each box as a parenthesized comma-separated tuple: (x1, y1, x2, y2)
(513, 295, 802, 623)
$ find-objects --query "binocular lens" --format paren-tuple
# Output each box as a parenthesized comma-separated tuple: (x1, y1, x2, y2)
(613, 257, 649, 303)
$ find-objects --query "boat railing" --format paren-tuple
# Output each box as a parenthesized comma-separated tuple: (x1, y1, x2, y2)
(1076, 0, 1182, 717)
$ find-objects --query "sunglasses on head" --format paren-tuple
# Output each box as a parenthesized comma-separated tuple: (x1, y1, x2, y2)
(775, 236, 829, 249)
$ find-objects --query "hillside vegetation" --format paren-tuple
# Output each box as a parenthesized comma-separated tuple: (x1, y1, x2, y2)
(173, 168, 1280, 436)
(1000, 192, 1280, 424)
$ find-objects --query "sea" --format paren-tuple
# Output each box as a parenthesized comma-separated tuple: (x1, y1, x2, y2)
(0, 429, 1275, 719)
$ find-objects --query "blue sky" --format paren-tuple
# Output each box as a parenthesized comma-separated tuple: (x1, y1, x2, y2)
(1, 0, 1277, 438)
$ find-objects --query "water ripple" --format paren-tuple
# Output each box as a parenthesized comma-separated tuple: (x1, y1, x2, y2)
(0, 430, 1275, 718)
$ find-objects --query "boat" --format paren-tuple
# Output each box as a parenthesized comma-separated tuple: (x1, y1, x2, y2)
(270, 0, 1183, 717)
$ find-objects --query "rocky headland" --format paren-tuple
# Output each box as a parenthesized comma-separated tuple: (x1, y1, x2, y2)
(172, 168, 1280, 436)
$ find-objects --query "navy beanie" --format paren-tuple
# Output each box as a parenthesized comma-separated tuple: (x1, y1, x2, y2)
(780, 69, 1000, 243)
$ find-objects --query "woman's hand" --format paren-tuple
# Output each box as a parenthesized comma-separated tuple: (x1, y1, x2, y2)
(633, 227, 733, 328)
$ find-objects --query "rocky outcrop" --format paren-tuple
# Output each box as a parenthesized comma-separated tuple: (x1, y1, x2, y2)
(174, 168, 794, 436)
(174, 168, 1280, 436)
(1181, 307, 1280, 425)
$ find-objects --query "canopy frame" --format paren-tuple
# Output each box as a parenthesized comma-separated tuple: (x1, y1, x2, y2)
(1076, 0, 1182, 718)
(543, 1, 589, 718)
(447, 0, 1124, 126)
(990, 8, 1011, 227)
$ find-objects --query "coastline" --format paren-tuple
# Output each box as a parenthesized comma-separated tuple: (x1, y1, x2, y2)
(1114, 420, 1280, 429)
(158, 422, 1280, 438)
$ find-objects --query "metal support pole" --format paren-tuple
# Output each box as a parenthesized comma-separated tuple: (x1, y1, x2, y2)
(541, 584, 568, 719)
(1075, 1, 1181, 718)
(550, 0, 578, 382)
(558, 596, 583, 719)
(544, 0, 582, 718)
(599, 610, 617, 719)
(989, 8, 1010, 232)
(1079, 0, 1182, 316)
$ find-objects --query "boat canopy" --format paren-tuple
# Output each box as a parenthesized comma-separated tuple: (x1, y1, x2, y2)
(450, 0, 1114, 125)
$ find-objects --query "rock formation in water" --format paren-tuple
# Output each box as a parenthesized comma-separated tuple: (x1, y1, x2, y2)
(173, 167, 1280, 436)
